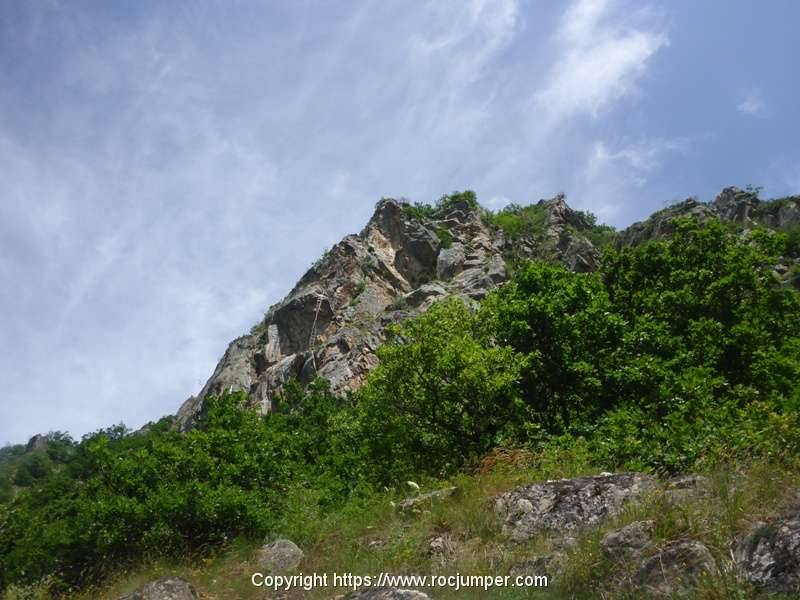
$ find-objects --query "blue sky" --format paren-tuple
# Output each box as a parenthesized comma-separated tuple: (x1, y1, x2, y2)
(1, 0, 798, 444)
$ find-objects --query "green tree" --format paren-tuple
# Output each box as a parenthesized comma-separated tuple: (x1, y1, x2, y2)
(357, 298, 527, 481)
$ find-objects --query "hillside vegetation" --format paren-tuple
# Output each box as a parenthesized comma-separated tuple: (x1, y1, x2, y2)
(2, 212, 800, 598)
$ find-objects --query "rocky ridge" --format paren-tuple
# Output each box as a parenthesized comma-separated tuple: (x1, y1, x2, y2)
(174, 188, 800, 430)
(174, 195, 603, 430)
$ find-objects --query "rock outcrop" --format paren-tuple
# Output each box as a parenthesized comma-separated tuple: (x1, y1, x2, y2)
(617, 187, 800, 248)
(173, 187, 799, 430)
(174, 195, 602, 430)
(494, 473, 656, 542)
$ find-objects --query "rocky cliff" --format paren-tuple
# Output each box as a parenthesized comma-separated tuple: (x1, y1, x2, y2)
(174, 187, 800, 430)
(174, 195, 603, 430)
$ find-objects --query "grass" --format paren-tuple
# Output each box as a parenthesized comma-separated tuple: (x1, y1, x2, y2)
(39, 451, 800, 599)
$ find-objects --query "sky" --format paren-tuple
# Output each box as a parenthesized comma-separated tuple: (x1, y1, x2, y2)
(1, 0, 799, 445)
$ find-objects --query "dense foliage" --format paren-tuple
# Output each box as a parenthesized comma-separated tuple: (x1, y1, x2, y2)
(2, 216, 799, 594)
(400, 190, 479, 220)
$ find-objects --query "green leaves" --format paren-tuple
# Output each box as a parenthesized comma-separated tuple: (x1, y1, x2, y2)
(356, 298, 527, 482)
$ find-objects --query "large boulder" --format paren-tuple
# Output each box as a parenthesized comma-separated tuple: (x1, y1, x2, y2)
(256, 538, 304, 573)
(494, 473, 656, 542)
(633, 540, 717, 597)
(117, 577, 198, 600)
(734, 514, 800, 592)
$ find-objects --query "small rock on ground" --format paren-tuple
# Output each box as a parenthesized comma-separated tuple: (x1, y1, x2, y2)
(117, 576, 199, 600)
(256, 538, 304, 573)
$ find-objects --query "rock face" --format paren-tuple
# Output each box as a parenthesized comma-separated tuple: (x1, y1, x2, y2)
(174, 195, 603, 430)
(617, 187, 800, 248)
(616, 198, 717, 248)
(734, 514, 800, 592)
(116, 577, 198, 600)
(633, 540, 717, 597)
(256, 538, 304, 573)
(494, 473, 656, 542)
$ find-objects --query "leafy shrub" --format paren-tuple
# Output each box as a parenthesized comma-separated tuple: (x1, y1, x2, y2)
(401, 190, 478, 221)
(484, 203, 548, 239)
(435, 227, 453, 248)
(401, 202, 437, 220)
(356, 298, 528, 482)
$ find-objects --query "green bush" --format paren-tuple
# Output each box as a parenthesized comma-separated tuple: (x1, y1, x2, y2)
(435, 227, 453, 248)
(356, 298, 528, 482)
(401, 190, 478, 221)
(485, 203, 548, 239)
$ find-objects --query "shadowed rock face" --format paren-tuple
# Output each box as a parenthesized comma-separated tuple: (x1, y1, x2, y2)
(174, 195, 603, 431)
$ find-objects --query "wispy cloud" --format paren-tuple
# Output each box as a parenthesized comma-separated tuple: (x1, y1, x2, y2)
(533, 0, 668, 126)
(737, 89, 766, 117)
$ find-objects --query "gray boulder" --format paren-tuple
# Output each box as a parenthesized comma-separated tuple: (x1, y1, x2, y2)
(634, 540, 717, 597)
(601, 520, 655, 561)
(342, 588, 430, 599)
(494, 473, 656, 541)
(117, 577, 198, 600)
(256, 538, 304, 573)
(734, 515, 800, 592)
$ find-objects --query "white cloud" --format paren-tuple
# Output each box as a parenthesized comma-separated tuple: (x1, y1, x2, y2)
(737, 89, 765, 117)
(534, 0, 668, 126)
